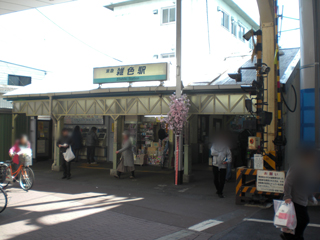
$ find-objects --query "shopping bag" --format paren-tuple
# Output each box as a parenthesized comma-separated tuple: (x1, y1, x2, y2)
(273, 200, 297, 232)
(63, 146, 75, 162)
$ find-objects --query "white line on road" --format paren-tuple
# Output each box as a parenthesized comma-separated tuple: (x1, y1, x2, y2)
(243, 218, 320, 228)
(188, 219, 223, 232)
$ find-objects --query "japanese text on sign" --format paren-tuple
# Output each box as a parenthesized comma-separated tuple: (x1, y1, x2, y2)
(257, 170, 285, 193)
(93, 63, 167, 84)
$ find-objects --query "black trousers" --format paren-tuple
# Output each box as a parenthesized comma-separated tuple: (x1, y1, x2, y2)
(117, 171, 134, 177)
(87, 146, 95, 163)
(212, 166, 226, 194)
(283, 202, 309, 240)
(61, 153, 71, 177)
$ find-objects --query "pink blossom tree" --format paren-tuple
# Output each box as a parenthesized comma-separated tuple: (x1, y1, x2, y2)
(161, 93, 190, 135)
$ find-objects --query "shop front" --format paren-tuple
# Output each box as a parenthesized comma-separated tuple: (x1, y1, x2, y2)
(4, 61, 252, 182)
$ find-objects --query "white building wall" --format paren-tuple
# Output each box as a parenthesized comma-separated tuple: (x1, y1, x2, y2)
(109, 0, 257, 82)
(0, 61, 46, 85)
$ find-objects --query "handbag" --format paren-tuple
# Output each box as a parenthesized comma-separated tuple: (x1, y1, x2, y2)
(63, 146, 75, 162)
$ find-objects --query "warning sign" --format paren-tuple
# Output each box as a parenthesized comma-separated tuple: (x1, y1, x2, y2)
(257, 170, 285, 193)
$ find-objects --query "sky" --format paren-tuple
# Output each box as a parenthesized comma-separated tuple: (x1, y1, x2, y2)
(234, 0, 300, 48)
(0, 0, 300, 86)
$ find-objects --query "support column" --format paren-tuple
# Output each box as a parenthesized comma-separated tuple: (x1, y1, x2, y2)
(183, 120, 193, 183)
(262, 22, 276, 151)
(168, 129, 174, 169)
(11, 114, 18, 145)
(110, 116, 123, 176)
(257, 0, 276, 151)
(52, 116, 64, 171)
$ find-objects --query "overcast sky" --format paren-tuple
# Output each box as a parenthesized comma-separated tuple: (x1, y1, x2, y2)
(0, 0, 300, 82)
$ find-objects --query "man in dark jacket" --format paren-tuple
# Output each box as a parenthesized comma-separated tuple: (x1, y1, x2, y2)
(57, 128, 73, 179)
(86, 127, 98, 164)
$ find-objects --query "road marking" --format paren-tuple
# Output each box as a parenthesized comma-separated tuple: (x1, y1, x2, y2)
(243, 218, 273, 224)
(243, 218, 320, 228)
(188, 219, 223, 232)
(178, 188, 189, 193)
(156, 230, 194, 240)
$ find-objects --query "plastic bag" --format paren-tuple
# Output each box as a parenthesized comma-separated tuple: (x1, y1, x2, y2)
(63, 146, 75, 162)
(274, 200, 297, 233)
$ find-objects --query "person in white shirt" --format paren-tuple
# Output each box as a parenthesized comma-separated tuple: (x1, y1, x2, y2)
(210, 134, 232, 198)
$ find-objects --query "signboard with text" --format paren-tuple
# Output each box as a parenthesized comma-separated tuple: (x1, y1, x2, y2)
(93, 62, 167, 84)
(257, 170, 285, 193)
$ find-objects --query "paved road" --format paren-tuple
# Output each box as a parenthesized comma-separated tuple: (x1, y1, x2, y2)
(0, 161, 319, 240)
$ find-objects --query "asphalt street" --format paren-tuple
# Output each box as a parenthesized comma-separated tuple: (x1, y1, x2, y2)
(0, 161, 319, 240)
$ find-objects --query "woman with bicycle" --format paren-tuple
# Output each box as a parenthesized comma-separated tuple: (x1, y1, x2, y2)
(9, 134, 31, 172)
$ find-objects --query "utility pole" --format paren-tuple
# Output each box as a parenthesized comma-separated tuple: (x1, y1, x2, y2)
(176, 0, 182, 98)
(313, 0, 320, 148)
(175, 0, 183, 185)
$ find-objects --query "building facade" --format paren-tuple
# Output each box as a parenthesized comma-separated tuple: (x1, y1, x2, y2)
(0, 60, 46, 163)
(105, 0, 259, 74)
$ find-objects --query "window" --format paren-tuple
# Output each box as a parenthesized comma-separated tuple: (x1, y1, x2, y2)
(231, 18, 237, 36)
(162, 7, 175, 24)
(161, 53, 175, 58)
(220, 11, 229, 30)
(8, 75, 31, 86)
(238, 25, 245, 41)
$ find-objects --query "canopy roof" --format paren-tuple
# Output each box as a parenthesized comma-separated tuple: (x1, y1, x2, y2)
(4, 48, 300, 101)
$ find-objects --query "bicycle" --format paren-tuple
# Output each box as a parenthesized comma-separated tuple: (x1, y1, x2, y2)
(0, 157, 35, 191)
(0, 186, 7, 213)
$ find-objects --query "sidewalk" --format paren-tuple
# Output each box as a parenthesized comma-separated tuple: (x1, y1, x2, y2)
(2, 160, 315, 240)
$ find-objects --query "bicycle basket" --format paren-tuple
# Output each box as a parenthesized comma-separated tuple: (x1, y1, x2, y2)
(0, 163, 7, 183)
(19, 155, 32, 166)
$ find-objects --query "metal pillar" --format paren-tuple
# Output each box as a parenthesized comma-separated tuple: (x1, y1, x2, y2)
(11, 114, 18, 145)
(110, 116, 122, 176)
(176, 0, 182, 98)
(183, 120, 193, 183)
(52, 116, 64, 171)
(299, 0, 319, 146)
(313, 0, 320, 148)
(175, 0, 183, 185)
(255, 30, 265, 152)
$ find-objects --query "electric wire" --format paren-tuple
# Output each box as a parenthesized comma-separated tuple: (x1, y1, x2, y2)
(35, 9, 122, 63)
(281, 84, 297, 113)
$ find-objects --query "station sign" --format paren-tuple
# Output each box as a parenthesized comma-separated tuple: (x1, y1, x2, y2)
(93, 62, 167, 84)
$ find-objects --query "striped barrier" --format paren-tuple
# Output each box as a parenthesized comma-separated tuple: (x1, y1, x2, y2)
(263, 151, 276, 170)
(235, 167, 282, 205)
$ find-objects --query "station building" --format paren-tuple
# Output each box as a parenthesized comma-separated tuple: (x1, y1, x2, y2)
(4, 47, 300, 181)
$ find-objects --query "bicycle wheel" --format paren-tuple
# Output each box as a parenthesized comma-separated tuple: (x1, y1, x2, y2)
(0, 187, 7, 213)
(19, 167, 35, 191)
(0, 167, 11, 189)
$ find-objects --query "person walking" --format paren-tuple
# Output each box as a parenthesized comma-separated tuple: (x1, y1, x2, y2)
(281, 147, 318, 240)
(86, 127, 98, 164)
(71, 126, 82, 162)
(210, 134, 232, 198)
(114, 130, 135, 179)
(57, 128, 73, 179)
